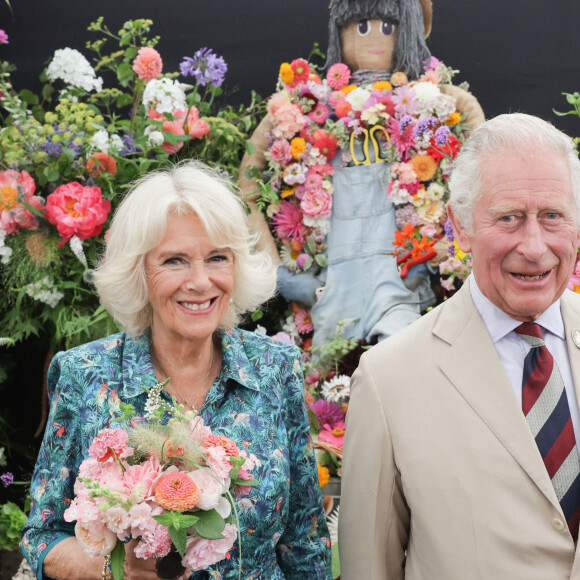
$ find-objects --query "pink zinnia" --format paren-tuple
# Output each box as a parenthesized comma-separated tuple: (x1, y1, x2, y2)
(271, 201, 304, 241)
(319, 420, 346, 448)
(132, 47, 163, 81)
(308, 103, 329, 125)
(295, 308, 313, 334)
(291, 58, 311, 85)
(155, 472, 200, 511)
(203, 434, 240, 458)
(327, 63, 351, 90)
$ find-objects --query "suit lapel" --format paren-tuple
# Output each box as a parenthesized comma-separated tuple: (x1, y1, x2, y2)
(561, 290, 580, 414)
(433, 282, 562, 511)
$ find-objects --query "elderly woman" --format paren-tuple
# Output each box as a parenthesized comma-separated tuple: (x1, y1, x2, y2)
(21, 161, 332, 579)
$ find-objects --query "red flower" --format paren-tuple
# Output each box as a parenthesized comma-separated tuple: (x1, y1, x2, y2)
(45, 182, 111, 245)
(428, 135, 461, 162)
(312, 129, 339, 161)
(86, 152, 117, 177)
(290, 58, 310, 85)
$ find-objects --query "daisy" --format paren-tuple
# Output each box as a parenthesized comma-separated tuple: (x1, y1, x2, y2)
(320, 374, 351, 403)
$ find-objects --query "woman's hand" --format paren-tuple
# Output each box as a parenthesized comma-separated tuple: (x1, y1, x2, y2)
(124, 540, 191, 580)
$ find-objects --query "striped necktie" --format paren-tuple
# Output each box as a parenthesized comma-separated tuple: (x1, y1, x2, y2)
(516, 322, 580, 542)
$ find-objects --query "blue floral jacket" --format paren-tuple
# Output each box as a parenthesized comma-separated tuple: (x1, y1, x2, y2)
(21, 328, 331, 579)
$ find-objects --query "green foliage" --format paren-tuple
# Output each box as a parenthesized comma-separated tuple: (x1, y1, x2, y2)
(554, 92, 580, 117)
(0, 501, 27, 550)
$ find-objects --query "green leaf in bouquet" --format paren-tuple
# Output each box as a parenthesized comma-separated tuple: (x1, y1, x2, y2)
(43, 167, 60, 183)
(116, 93, 133, 109)
(111, 539, 126, 580)
(314, 254, 328, 268)
(251, 309, 263, 322)
(170, 527, 188, 557)
(116, 62, 133, 86)
(190, 508, 226, 540)
(18, 89, 39, 105)
(302, 256, 314, 272)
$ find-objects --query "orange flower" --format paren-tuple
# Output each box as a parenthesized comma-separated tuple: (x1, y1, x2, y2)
(279, 63, 294, 85)
(290, 137, 306, 159)
(317, 464, 330, 488)
(390, 71, 409, 86)
(281, 186, 297, 199)
(204, 434, 240, 457)
(410, 154, 438, 182)
(86, 152, 117, 177)
(155, 472, 200, 511)
(393, 223, 416, 250)
(445, 112, 462, 126)
(410, 235, 436, 260)
(373, 80, 393, 91)
(340, 84, 357, 95)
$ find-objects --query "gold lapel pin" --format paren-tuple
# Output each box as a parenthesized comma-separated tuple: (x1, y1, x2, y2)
(572, 329, 580, 349)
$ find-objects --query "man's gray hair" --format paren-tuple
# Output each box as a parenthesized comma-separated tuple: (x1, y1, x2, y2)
(448, 113, 580, 235)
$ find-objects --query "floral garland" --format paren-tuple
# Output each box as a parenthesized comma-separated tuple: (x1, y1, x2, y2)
(260, 56, 472, 277)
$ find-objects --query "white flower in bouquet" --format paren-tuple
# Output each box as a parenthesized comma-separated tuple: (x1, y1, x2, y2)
(24, 277, 64, 308)
(46, 48, 103, 92)
(345, 87, 371, 112)
(411, 81, 442, 114)
(0, 229, 12, 264)
(433, 94, 457, 122)
(321, 374, 351, 403)
(142, 78, 187, 114)
(89, 130, 124, 153)
(144, 125, 165, 147)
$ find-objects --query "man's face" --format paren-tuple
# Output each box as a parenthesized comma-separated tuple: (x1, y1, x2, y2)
(449, 150, 580, 322)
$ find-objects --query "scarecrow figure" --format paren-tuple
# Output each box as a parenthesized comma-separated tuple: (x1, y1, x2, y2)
(239, 0, 484, 346)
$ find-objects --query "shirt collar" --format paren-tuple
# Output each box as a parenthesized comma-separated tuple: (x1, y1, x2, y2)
(120, 327, 261, 399)
(469, 275, 565, 342)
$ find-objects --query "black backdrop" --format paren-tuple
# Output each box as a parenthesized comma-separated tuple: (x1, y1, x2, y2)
(1, 0, 580, 136)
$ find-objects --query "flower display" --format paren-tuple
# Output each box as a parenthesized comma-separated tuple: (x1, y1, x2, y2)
(0, 18, 262, 349)
(64, 385, 257, 576)
(180, 47, 228, 87)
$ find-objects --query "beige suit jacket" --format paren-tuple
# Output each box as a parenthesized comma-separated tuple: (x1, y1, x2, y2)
(339, 282, 580, 579)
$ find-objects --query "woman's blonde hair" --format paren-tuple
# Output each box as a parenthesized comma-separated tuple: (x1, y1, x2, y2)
(93, 161, 276, 336)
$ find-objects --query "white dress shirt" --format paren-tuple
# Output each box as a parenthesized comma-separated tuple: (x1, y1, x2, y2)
(469, 275, 580, 461)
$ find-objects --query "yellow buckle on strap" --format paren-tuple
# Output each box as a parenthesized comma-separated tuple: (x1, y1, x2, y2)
(350, 125, 391, 166)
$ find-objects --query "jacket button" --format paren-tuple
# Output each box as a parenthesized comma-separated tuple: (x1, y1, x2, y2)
(552, 518, 566, 531)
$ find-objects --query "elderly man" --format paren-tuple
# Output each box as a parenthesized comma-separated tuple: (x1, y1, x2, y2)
(339, 113, 580, 579)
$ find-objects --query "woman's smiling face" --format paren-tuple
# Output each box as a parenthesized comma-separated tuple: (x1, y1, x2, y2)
(145, 211, 235, 346)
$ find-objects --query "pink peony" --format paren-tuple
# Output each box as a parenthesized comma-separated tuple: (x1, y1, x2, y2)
(188, 468, 228, 511)
(327, 63, 351, 90)
(0, 169, 44, 234)
(270, 140, 293, 165)
(88, 429, 132, 463)
(45, 182, 111, 245)
(74, 521, 118, 558)
(182, 523, 237, 571)
(300, 188, 332, 218)
(132, 47, 163, 81)
(161, 119, 186, 154)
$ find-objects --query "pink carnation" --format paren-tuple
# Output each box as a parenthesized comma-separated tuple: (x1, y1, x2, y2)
(270, 140, 293, 165)
(0, 169, 44, 235)
(327, 63, 351, 90)
(182, 523, 237, 571)
(88, 428, 132, 463)
(132, 47, 163, 81)
(45, 182, 111, 245)
(300, 188, 332, 218)
(133, 524, 172, 559)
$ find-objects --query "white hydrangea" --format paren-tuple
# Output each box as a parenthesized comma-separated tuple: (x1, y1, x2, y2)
(142, 78, 187, 114)
(46, 48, 103, 92)
(345, 87, 371, 112)
(0, 229, 12, 264)
(25, 277, 64, 308)
(89, 129, 124, 153)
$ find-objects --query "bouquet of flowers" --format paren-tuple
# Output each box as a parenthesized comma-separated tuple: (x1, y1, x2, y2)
(63, 382, 258, 579)
(0, 18, 262, 352)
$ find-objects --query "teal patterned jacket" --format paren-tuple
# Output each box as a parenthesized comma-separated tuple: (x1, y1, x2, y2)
(21, 328, 332, 579)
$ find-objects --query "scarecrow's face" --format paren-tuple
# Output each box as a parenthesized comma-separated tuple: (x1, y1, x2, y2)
(340, 19, 398, 72)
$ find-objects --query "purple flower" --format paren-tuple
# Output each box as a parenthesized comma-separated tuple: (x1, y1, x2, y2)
(119, 135, 141, 157)
(414, 116, 438, 138)
(399, 114, 413, 131)
(310, 399, 344, 428)
(444, 217, 455, 242)
(434, 125, 451, 146)
(1, 472, 14, 487)
(42, 139, 63, 158)
(180, 48, 228, 87)
(0, 29, 9, 45)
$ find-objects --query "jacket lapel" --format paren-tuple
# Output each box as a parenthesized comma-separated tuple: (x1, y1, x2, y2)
(561, 290, 580, 415)
(433, 282, 562, 511)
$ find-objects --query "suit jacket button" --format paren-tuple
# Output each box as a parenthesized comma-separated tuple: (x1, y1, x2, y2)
(552, 518, 566, 531)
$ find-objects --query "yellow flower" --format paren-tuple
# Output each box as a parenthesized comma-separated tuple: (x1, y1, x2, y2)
(453, 240, 468, 261)
(340, 84, 357, 95)
(281, 186, 296, 199)
(290, 137, 306, 159)
(445, 112, 462, 126)
(280, 62, 294, 85)
(317, 463, 330, 488)
(45, 112, 57, 124)
(373, 80, 393, 92)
